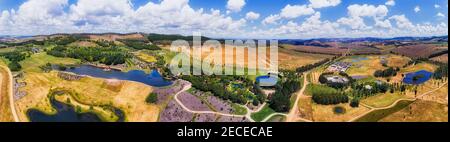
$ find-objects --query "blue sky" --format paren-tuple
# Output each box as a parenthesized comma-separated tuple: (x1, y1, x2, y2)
(0, 0, 448, 38)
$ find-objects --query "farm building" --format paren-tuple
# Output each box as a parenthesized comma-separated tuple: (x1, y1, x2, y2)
(326, 75, 350, 84)
(327, 62, 352, 72)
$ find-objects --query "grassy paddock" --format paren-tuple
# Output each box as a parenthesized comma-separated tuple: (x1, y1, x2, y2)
(355, 100, 414, 122)
(266, 114, 286, 122)
(362, 93, 414, 108)
(251, 104, 276, 122)
(20, 53, 81, 73)
(231, 104, 248, 115)
(380, 100, 448, 122)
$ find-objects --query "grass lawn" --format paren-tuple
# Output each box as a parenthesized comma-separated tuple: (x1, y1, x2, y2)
(304, 84, 337, 96)
(355, 100, 414, 122)
(289, 93, 298, 109)
(134, 51, 157, 63)
(362, 93, 414, 108)
(266, 115, 286, 122)
(231, 104, 248, 115)
(251, 104, 276, 122)
(380, 100, 448, 122)
(0, 47, 15, 53)
(19, 53, 81, 73)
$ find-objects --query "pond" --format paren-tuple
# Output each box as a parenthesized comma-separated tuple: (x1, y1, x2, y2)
(27, 95, 125, 122)
(351, 56, 369, 63)
(333, 106, 346, 115)
(403, 70, 433, 85)
(256, 75, 278, 87)
(65, 65, 173, 87)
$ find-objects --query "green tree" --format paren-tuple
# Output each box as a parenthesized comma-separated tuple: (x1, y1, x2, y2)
(146, 93, 158, 104)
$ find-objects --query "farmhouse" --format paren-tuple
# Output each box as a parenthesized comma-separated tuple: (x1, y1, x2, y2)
(326, 75, 350, 84)
(327, 62, 352, 72)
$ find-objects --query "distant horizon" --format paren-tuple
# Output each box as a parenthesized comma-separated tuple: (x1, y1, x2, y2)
(0, 32, 448, 41)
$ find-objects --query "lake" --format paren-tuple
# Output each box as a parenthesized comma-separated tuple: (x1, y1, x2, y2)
(403, 70, 433, 85)
(351, 56, 369, 63)
(65, 65, 173, 87)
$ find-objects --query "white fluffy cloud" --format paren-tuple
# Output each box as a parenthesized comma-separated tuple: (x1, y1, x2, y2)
(308, 0, 341, 8)
(262, 14, 281, 25)
(262, 4, 315, 25)
(414, 6, 421, 13)
(389, 15, 414, 29)
(245, 11, 260, 20)
(337, 16, 368, 30)
(385, 0, 395, 6)
(226, 0, 246, 12)
(280, 4, 315, 19)
(347, 4, 388, 18)
(437, 12, 446, 18)
(0, 0, 247, 36)
(435, 4, 441, 8)
(338, 4, 389, 30)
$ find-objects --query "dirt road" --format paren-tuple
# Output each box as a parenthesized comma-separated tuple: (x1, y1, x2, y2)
(0, 65, 19, 122)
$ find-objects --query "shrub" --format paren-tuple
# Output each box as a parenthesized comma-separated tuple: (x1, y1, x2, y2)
(8, 61, 22, 72)
(146, 93, 158, 104)
(350, 99, 360, 108)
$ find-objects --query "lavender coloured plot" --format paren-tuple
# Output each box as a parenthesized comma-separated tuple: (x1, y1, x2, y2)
(207, 96, 233, 114)
(194, 114, 218, 122)
(160, 100, 194, 122)
(217, 116, 249, 122)
(178, 92, 211, 111)
(153, 80, 190, 104)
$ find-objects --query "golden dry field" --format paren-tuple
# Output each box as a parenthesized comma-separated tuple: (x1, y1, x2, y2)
(431, 54, 448, 63)
(68, 41, 100, 47)
(278, 48, 333, 70)
(162, 45, 333, 71)
(380, 100, 448, 122)
(310, 102, 371, 122)
(0, 65, 14, 122)
(15, 72, 160, 122)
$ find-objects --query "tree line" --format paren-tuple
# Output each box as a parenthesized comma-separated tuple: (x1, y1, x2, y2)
(374, 67, 400, 78)
(296, 58, 334, 73)
(268, 71, 301, 112)
(181, 75, 254, 104)
(0, 51, 28, 71)
(309, 84, 349, 105)
(47, 46, 129, 65)
(119, 39, 161, 50)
